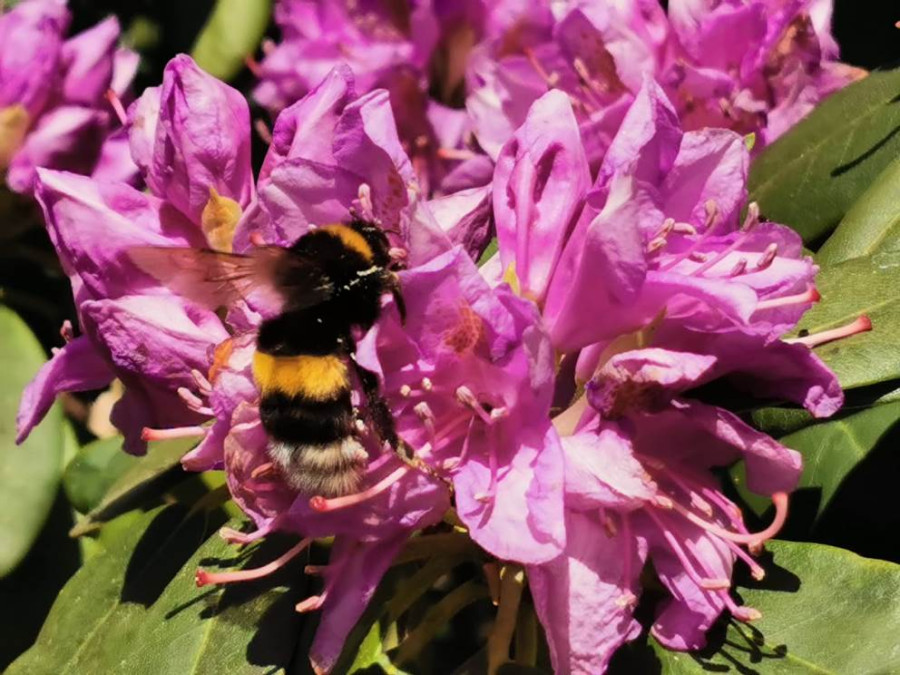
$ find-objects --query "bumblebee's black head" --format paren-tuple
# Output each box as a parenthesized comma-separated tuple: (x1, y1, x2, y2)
(348, 217, 394, 268)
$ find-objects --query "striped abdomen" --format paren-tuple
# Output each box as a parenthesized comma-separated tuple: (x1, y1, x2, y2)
(253, 351, 367, 497)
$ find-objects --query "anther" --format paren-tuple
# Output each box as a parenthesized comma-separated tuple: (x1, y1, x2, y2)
(733, 606, 763, 622)
(249, 231, 267, 247)
(755, 243, 778, 270)
(656, 218, 675, 238)
(689, 252, 708, 262)
(742, 202, 760, 231)
(191, 369, 213, 395)
(59, 320, 74, 342)
(296, 594, 326, 613)
(672, 222, 697, 236)
(178, 387, 212, 415)
(421, 377, 433, 391)
(250, 462, 276, 479)
(141, 425, 206, 442)
(730, 257, 748, 276)
(399, 384, 412, 397)
(647, 237, 667, 253)
(704, 200, 719, 229)
(436, 147, 478, 161)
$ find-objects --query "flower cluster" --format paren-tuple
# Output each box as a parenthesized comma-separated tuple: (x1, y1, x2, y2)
(255, 0, 863, 185)
(485, 80, 855, 672)
(0, 0, 137, 194)
(15, 3, 869, 673)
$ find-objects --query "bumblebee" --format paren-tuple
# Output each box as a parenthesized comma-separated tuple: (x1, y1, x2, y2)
(130, 219, 406, 497)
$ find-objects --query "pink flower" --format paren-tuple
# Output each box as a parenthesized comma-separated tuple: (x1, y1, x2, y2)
(485, 80, 861, 672)
(19, 60, 563, 672)
(0, 0, 138, 194)
(252, 0, 495, 195)
(466, 0, 860, 165)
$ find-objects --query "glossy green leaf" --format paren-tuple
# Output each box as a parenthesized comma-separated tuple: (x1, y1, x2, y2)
(9, 506, 306, 675)
(191, 0, 272, 81)
(0, 306, 64, 577)
(735, 401, 900, 518)
(63, 436, 137, 514)
(817, 154, 900, 264)
(796, 252, 900, 390)
(647, 541, 900, 674)
(748, 68, 900, 244)
(69, 438, 194, 536)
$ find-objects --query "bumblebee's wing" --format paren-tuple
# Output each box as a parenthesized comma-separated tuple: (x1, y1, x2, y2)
(128, 246, 334, 312)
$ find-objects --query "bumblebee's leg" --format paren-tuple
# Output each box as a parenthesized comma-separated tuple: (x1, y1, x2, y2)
(350, 358, 448, 487)
(384, 271, 406, 324)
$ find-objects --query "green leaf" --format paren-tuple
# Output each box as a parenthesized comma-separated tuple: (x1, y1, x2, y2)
(748, 68, 900, 244)
(0, 306, 64, 577)
(69, 438, 194, 537)
(9, 506, 306, 675)
(63, 436, 138, 514)
(796, 253, 900, 390)
(648, 541, 900, 674)
(817, 154, 900, 265)
(478, 237, 498, 267)
(191, 0, 272, 81)
(735, 401, 900, 518)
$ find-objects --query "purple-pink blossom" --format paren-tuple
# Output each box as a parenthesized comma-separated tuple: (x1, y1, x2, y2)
(466, 0, 862, 166)
(0, 0, 138, 194)
(485, 79, 863, 673)
(17, 59, 563, 673)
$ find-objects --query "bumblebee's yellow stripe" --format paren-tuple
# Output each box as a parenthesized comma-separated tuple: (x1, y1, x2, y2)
(321, 223, 373, 261)
(252, 352, 349, 400)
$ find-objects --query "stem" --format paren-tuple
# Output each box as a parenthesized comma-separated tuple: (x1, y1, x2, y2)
(487, 564, 526, 675)
(394, 580, 490, 666)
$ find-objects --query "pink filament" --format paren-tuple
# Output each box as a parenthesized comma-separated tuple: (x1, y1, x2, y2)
(645, 508, 731, 591)
(755, 286, 820, 311)
(296, 594, 326, 613)
(105, 89, 127, 125)
(141, 425, 206, 441)
(254, 119, 273, 145)
(436, 147, 477, 161)
(309, 466, 409, 512)
(219, 520, 277, 545)
(196, 537, 311, 587)
(667, 491, 789, 547)
(788, 315, 872, 348)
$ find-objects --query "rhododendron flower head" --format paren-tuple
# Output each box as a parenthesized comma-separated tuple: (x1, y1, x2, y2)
(0, 0, 139, 193)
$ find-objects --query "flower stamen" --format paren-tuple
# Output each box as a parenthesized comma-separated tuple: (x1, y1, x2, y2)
(755, 285, 820, 311)
(195, 537, 311, 587)
(141, 425, 206, 441)
(787, 315, 872, 348)
(309, 466, 409, 512)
